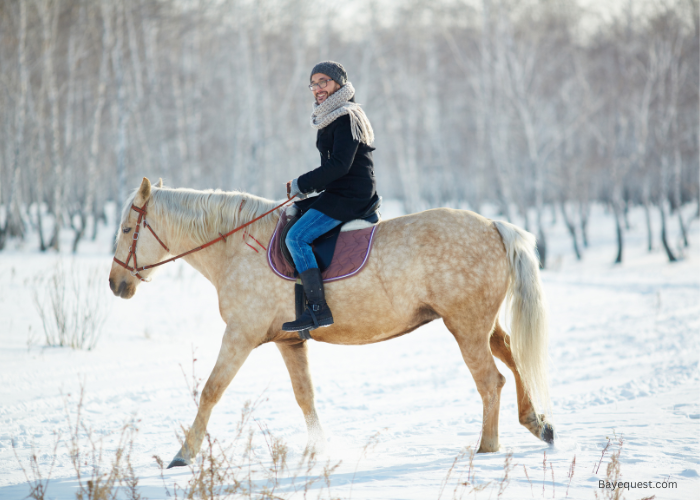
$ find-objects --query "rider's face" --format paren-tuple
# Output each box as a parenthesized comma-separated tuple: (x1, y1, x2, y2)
(310, 73, 341, 104)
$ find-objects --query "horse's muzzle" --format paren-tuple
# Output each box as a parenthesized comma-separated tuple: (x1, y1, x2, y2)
(109, 277, 134, 299)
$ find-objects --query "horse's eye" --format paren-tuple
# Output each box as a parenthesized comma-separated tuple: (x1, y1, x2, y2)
(123, 227, 132, 234)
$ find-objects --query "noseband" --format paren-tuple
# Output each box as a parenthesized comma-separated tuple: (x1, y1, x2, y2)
(113, 196, 297, 283)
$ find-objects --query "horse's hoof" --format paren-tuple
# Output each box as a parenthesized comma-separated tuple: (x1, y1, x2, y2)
(167, 457, 190, 469)
(541, 422, 555, 444)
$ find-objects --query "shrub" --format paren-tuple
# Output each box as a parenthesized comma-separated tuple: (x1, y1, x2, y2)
(32, 260, 110, 350)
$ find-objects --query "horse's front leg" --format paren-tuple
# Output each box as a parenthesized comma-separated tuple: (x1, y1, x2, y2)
(168, 325, 255, 468)
(276, 341, 325, 453)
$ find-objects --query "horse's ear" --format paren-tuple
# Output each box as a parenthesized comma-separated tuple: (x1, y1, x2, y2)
(137, 177, 151, 202)
(156, 178, 163, 188)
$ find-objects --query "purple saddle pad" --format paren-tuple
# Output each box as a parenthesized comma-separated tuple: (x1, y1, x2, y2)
(267, 211, 377, 282)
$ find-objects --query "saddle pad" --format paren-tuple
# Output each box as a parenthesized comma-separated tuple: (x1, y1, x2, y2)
(267, 212, 377, 282)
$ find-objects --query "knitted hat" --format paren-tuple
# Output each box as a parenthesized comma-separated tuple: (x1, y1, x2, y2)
(310, 61, 347, 86)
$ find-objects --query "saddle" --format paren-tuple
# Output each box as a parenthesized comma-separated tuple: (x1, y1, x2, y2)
(267, 197, 381, 282)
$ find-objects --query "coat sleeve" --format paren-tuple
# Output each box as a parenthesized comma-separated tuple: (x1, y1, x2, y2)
(297, 116, 360, 194)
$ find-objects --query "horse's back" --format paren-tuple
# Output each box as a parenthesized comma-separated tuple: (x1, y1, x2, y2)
(313, 208, 510, 345)
(372, 208, 508, 283)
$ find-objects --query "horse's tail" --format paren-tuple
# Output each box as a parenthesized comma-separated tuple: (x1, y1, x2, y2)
(492, 220, 551, 416)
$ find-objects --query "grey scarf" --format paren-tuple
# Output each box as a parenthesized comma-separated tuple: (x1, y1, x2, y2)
(310, 82, 374, 145)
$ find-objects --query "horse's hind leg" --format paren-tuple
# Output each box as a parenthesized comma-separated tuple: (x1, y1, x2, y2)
(444, 317, 506, 453)
(276, 341, 325, 452)
(490, 321, 553, 443)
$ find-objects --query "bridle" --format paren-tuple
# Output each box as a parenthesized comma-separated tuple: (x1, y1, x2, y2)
(113, 196, 297, 282)
(113, 202, 169, 282)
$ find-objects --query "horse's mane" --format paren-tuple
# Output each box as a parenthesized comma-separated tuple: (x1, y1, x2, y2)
(119, 186, 281, 247)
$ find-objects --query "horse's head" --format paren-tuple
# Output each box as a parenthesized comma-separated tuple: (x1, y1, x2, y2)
(109, 177, 169, 299)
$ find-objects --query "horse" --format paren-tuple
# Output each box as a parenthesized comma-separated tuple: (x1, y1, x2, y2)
(109, 177, 554, 468)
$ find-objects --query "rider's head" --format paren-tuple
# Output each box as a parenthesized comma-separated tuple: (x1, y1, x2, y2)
(309, 61, 346, 104)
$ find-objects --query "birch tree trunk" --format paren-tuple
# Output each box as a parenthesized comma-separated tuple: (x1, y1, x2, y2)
(488, 2, 515, 221)
(579, 201, 589, 248)
(560, 201, 581, 260)
(84, 0, 112, 245)
(658, 158, 677, 262)
(670, 53, 689, 247)
(369, 6, 421, 213)
(275, 0, 308, 185)
(185, 5, 203, 187)
(125, 1, 152, 177)
(172, 54, 189, 187)
(5, 0, 29, 241)
(41, 0, 64, 251)
(695, 86, 700, 218)
(430, 37, 454, 204)
(612, 186, 625, 264)
(253, 3, 274, 198)
(26, 52, 50, 251)
(654, 29, 684, 260)
(642, 178, 653, 251)
(64, 0, 86, 253)
(0, 2, 29, 250)
(112, 2, 129, 210)
(140, 1, 168, 180)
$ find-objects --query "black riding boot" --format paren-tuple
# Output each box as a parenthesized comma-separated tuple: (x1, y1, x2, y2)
(282, 268, 334, 331)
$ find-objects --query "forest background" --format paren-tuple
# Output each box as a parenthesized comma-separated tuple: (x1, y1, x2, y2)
(0, 0, 697, 267)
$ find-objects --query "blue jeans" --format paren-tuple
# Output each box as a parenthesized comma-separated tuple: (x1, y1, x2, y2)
(285, 209, 342, 274)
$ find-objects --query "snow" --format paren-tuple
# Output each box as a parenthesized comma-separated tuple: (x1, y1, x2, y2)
(1, 202, 698, 499)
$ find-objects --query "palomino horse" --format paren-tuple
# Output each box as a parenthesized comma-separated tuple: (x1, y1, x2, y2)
(109, 178, 554, 468)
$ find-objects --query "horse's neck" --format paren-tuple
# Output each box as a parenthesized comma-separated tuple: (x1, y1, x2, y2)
(160, 206, 280, 288)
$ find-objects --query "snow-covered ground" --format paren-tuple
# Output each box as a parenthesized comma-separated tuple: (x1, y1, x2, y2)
(1, 201, 698, 499)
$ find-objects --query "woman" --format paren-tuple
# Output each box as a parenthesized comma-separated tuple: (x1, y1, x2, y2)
(282, 61, 379, 332)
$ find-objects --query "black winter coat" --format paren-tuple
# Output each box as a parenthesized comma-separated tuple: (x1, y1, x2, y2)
(297, 113, 379, 222)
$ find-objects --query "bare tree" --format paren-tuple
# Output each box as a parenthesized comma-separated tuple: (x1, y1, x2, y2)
(0, 0, 696, 259)
(38, 0, 65, 251)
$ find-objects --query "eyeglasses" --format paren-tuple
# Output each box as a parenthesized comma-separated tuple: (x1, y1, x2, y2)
(308, 79, 333, 91)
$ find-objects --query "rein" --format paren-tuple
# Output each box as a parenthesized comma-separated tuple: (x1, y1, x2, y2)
(113, 196, 297, 282)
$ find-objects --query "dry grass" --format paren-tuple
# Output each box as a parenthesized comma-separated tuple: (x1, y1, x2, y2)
(155, 407, 343, 500)
(13, 414, 655, 500)
(437, 445, 492, 500)
(32, 260, 110, 350)
(64, 387, 143, 500)
(566, 455, 577, 497)
(348, 430, 383, 500)
(13, 363, 648, 500)
(163, 363, 344, 500)
(13, 381, 346, 500)
(11, 435, 59, 500)
(594, 433, 628, 500)
(13, 386, 142, 500)
(434, 432, 658, 500)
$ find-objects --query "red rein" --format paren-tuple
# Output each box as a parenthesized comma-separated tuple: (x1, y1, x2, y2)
(113, 196, 296, 282)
